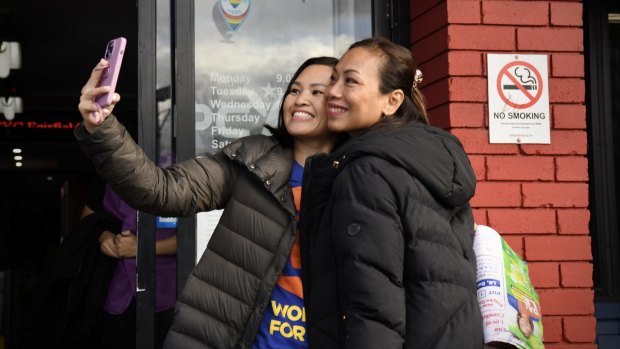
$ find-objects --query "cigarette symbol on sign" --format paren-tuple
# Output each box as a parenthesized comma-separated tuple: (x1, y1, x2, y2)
(496, 61, 543, 109)
(503, 67, 538, 91)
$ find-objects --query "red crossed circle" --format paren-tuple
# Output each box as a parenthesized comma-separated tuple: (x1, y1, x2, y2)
(496, 61, 543, 109)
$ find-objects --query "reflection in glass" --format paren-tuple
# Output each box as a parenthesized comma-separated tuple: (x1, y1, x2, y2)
(194, 0, 371, 155)
(157, 0, 174, 167)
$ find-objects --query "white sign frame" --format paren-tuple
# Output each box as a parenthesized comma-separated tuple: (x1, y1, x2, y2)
(487, 54, 550, 144)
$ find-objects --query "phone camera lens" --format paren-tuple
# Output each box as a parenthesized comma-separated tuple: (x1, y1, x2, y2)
(105, 44, 114, 58)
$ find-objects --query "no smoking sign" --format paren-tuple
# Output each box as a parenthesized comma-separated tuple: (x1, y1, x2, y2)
(488, 54, 550, 144)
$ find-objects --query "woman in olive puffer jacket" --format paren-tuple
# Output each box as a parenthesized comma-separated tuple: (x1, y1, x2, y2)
(75, 57, 340, 349)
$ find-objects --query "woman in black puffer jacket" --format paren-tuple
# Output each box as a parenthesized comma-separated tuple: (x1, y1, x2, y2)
(299, 37, 484, 349)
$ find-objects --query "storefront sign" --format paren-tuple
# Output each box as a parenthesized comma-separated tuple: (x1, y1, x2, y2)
(487, 54, 550, 144)
(0, 120, 80, 129)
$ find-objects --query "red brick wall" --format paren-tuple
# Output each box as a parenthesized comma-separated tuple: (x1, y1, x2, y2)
(410, 1, 594, 347)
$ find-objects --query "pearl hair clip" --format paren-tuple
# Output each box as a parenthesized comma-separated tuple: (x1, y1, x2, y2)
(413, 69, 423, 89)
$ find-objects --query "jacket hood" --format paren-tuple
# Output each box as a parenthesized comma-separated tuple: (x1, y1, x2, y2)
(331, 123, 476, 208)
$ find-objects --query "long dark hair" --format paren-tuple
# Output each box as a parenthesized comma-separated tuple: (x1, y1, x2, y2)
(349, 37, 429, 126)
(265, 56, 339, 147)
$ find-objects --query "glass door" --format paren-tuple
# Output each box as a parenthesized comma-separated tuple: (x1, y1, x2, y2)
(192, 0, 373, 258)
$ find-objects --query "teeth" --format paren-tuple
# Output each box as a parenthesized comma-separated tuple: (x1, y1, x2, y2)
(293, 111, 313, 118)
(329, 107, 347, 113)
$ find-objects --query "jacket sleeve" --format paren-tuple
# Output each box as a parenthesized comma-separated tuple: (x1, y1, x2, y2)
(75, 115, 238, 217)
(331, 161, 406, 349)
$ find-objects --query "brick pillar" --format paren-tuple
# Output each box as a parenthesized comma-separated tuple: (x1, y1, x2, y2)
(411, 1, 595, 347)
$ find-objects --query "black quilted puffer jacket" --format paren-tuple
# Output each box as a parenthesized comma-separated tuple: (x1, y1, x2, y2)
(75, 115, 298, 349)
(299, 123, 484, 349)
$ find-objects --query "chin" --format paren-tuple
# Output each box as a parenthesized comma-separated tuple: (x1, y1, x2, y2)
(327, 122, 346, 133)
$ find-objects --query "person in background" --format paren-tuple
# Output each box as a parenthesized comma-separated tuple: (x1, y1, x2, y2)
(80, 180, 177, 349)
(75, 56, 342, 348)
(33, 174, 118, 349)
(299, 37, 483, 348)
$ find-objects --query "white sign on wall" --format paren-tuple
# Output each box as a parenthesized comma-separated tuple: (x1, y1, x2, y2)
(487, 54, 550, 144)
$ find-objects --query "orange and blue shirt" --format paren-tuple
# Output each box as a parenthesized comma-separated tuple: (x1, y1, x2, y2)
(252, 161, 307, 349)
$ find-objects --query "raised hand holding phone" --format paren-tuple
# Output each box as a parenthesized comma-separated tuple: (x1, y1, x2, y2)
(92, 37, 126, 124)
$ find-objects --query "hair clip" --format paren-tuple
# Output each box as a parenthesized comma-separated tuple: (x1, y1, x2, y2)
(413, 69, 423, 89)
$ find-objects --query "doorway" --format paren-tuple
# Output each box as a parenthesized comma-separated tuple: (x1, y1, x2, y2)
(586, 0, 620, 347)
(0, 1, 138, 347)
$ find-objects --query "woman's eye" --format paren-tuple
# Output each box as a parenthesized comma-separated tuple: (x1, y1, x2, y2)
(290, 88, 301, 95)
(329, 75, 337, 83)
(345, 78, 357, 84)
(312, 90, 324, 96)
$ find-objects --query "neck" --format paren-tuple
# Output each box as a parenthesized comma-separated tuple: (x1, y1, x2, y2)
(293, 136, 336, 166)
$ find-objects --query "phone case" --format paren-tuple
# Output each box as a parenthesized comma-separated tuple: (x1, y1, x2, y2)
(95, 37, 127, 108)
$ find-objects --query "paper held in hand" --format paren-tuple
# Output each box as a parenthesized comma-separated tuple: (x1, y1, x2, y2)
(474, 225, 544, 349)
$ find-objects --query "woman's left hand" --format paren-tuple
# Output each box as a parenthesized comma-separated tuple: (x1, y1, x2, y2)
(114, 230, 137, 258)
(78, 59, 121, 133)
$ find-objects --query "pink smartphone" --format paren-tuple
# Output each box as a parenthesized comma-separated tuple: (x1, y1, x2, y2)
(95, 37, 126, 108)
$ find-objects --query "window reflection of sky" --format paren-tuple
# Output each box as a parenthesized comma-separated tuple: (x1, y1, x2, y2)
(157, 0, 173, 166)
(195, 0, 369, 76)
(157, 0, 172, 89)
(194, 0, 371, 155)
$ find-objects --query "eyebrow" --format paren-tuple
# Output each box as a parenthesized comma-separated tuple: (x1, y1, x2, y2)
(291, 81, 328, 88)
(344, 69, 361, 75)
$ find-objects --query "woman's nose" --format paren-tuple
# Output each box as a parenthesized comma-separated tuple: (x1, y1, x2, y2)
(327, 81, 341, 99)
(294, 92, 310, 105)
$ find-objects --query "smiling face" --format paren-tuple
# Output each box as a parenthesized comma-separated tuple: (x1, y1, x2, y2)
(283, 64, 334, 141)
(326, 47, 399, 136)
